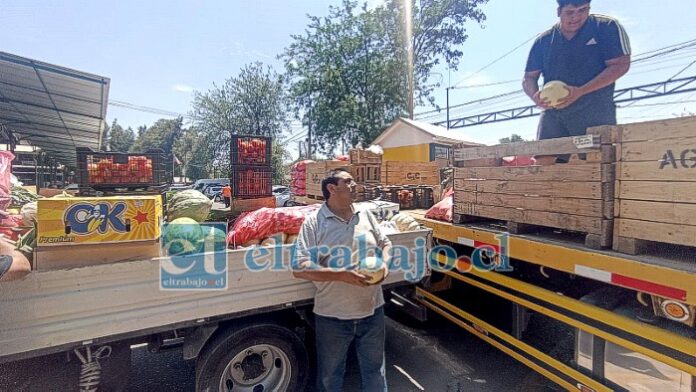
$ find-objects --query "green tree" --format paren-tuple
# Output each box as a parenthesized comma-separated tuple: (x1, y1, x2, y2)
(172, 127, 200, 180)
(100, 121, 110, 151)
(271, 141, 291, 184)
(130, 117, 184, 154)
(283, 0, 488, 153)
(499, 134, 525, 144)
(190, 62, 290, 179)
(108, 121, 136, 152)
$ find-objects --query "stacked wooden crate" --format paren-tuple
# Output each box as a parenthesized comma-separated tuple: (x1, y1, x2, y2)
(453, 130, 615, 249)
(381, 162, 440, 186)
(612, 116, 696, 255)
(305, 160, 351, 200)
(349, 149, 382, 184)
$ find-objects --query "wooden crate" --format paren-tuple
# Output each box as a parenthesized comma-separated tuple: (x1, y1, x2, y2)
(351, 164, 381, 183)
(349, 149, 382, 164)
(380, 161, 440, 186)
(305, 161, 350, 199)
(611, 116, 696, 255)
(453, 130, 615, 249)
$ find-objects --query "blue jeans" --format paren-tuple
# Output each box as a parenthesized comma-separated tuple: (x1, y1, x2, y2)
(315, 306, 387, 392)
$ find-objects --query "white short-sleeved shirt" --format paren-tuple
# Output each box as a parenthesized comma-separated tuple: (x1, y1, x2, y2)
(294, 203, 392, 320)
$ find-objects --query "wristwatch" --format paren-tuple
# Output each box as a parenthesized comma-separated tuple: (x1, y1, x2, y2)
(0, 254, 13, 279)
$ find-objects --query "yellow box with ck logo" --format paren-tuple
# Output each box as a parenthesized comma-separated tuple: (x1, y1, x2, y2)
(36, 196, 162, 247)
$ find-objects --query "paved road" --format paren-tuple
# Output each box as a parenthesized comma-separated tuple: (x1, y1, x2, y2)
(127, 311, 559, 391)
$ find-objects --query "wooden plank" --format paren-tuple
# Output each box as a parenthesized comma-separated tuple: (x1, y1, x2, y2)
(453, 135, 602, 162)
(619, 161, 696, 181)
(454, 164, 603, 182)
(620, 136, 696, 162)
(451, 203, 604, 234)
(618, 180, 696, 203)
(617, 200, 696, 226)
(454, 158, 501, 168)
(381, 162, 440, 186)
(618, 116, 696, 143)
(587, 125, 620, 144)
(453, 179, 602, 199)
(454, 192, 609, 218)
(349, 149, 382, 164)
(615, 218, 696, 247)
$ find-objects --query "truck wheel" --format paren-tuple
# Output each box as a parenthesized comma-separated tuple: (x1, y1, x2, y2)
(196, 324, 309, 392)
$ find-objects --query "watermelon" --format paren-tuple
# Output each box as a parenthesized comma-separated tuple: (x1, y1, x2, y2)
(168, 190, 213, 222)
(199, 225, 228, 253)
(162, 217, 204, 256)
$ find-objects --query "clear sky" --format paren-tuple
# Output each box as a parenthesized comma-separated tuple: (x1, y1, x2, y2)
(2, 0, 695, 156)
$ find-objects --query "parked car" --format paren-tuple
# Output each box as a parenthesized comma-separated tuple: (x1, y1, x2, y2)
(205, 185, 224, 201)
(193, 178, 229, 193)
(273, 185, 293, 207)
(168, 184, 192, 192)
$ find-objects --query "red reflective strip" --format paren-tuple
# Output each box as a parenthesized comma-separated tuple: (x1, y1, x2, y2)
(474, 241, 499, 253)
(611, 274, 687, 301)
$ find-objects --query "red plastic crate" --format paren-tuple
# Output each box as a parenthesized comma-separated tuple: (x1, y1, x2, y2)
(76, 147, 166, 189)
(230, 135, 273, 166)
(231, 165, 273, 199)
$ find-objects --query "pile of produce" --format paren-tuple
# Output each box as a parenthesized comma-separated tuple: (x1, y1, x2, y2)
(167, 190, 213, 222)
(290, 160, 314, 196)
(234, 137, 270, 165)
(425, 188, 453, 222)
(389, 213, 421, 232)
(227, 205, 320, 248)
(234, 168, 272, 197)
(87, 155, 154, 184)
(0, 152, 14, 211)
(396, 189, 415, 209)
(162, 217, 227, 256)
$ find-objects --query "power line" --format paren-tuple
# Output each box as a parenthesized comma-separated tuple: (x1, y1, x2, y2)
(109, 100, 187, 118)
(668, 59, 696, 80)
(618, 99, 696, 108)
(451, 34, 537, 88)
(416, 39, 696, 118)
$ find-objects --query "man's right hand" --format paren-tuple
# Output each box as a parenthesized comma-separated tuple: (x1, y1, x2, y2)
(340, 270, 371, 287)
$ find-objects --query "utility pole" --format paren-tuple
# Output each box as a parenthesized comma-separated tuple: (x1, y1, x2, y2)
(446, 87, 451, 129)
(404, 0, 414, 119)
(306, 100, 313, 159)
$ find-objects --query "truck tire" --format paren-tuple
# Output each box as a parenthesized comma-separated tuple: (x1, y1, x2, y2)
(195, 323, 309, 392)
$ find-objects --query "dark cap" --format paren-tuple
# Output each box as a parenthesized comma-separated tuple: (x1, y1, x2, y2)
(557, 0, 591, 7)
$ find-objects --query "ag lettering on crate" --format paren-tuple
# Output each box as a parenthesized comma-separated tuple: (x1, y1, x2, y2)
(612, 116, 696, 255)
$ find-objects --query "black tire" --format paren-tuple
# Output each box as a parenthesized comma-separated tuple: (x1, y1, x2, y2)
(195, 324, 309, 392)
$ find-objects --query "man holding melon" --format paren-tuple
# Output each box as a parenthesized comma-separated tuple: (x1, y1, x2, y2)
(293, 168, 392, 391)
(523, 0, 631, 163)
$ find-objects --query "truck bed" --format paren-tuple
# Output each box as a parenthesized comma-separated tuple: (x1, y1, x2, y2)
(406, 210, 696, 306)
(0, 229, 431, 362)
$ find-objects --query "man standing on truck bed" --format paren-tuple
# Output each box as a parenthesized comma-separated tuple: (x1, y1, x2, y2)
(523, 0, 631, 163)
(293, 168, 391, 392)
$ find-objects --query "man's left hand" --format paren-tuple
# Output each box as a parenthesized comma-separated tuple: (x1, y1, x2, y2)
(555, 85, 586, 109)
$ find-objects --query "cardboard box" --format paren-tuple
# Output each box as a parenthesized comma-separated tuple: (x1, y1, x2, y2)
(34, 240, 161, 270)
(36, 196, 162, 247)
